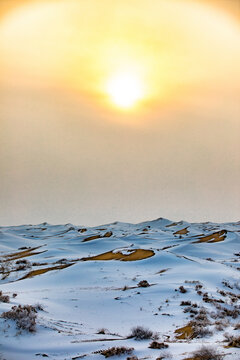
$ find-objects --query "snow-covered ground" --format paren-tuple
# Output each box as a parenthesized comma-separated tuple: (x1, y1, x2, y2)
(0, 218, 239, 360)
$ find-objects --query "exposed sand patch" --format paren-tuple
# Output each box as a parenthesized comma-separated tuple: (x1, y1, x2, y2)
(174, 227, 189, 235)
(72, 337, 126, 343)
(2, 246, 46, 261)
(82, 249, 155, 261)
(82, 235, 101, 242)
(166, 222, 179, 227)
(82, 231, 112, 242)
(78, 228, 87, 233)
(194, 230, 227, 244)
(156, 268, 169, 274)
(103, 231, 112, 238)
(19, 263, 73, 280)
(175, 323, 194, 339)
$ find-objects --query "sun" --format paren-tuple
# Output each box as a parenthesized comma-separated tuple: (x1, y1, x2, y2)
(106, 72, 144, 109)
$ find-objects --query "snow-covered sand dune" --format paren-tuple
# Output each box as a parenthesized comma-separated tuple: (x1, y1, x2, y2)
(0, 218, 239, 359)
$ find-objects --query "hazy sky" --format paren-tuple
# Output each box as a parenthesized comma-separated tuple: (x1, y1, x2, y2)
(0, 0, 239, 226)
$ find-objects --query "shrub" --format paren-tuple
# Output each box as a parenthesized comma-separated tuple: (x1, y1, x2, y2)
(156, 351, 172, 360)
(214, 319, 229, 331)
(0, 291, 10, 303)
(148, 341, 168, 349)
(180, 301, 191, 306)
(227, 336, 240, 348)
(179, 286, 187, 293)
(193, 325, 213, 338)
(222, 280, 233, 289)
(183, 307, 198, 315)
(34, 303, 44, 311)
(99, 346, 133, 358)
(194, 308, 210, 326)
(0, 260, 14, 279)
(130, 326, 153, 340)
(191, 346, 223, 360)
(137, 280, 150, 288)
(1, 304, 37, 332)
(224, 333, 240, 348)
(15, 259, 32, 271)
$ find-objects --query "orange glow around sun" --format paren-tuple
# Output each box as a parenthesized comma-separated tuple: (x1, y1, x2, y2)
(0, 0, 239, 115)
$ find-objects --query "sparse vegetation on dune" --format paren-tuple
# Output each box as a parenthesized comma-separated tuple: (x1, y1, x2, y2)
(189, 346, 223, 360)
(1, 305, 38, 332)
(224, 333, 240, 348)
(98, 346, 134, 358)
(0, 291, 10, 303)
(148, 341, 168, 349)
(130, 326, 153, 340)
(0, 220, 239, 359)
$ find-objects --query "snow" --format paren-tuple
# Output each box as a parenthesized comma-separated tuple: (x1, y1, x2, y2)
(0, 218, 239, 359)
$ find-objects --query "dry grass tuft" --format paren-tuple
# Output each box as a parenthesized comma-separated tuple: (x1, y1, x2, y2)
(137, 280, 150, 288)
(224, 333, 240, 348)
(148, 341, 168, 349)
(1, 304, 37, 332)
(0, 291, 10, 303)
(130, 326, 153, 340)
(99, 346, 133, 358)
(190, 346, 223, 360)
(179, 286, 187, 293)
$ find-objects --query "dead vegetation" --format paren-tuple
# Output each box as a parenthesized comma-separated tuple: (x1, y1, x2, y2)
(180, 301, 192, 306)
(148, 341, 168, 349)
(98, 346, 134, 357)
(137, 280, 150, 288)
(214, 319, 229, 331)
(0, 290, 10, 303)
(130, 326, 153, 340)
(97, 328, 108, 335)
(156, 352, 172, 360)
(224, 333, 240, 348)
(15, 259, 32, 271)
(189, 346, 223, 360)
(1, 304, 38, 332)
(179, 286, 187, 293)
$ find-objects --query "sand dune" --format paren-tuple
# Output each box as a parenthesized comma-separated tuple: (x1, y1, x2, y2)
(0, 218, 239, 359)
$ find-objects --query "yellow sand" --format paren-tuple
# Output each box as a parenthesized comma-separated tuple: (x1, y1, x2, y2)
(82, 235, 101, 242)
(194, 230, 227, 244)
(157, 268, 169, 274)
(82, 249, 154, 261)
(2, 246, 46, 261)
(166, 222, 179, 227)
(174, 227, 189, 235)
(20, 263, 72, 280)
(82, 231, 112, 242)
(103, 231, 112, 237)
(175, 323, 194, 339)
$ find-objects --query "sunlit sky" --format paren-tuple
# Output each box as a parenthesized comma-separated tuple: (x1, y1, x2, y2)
(0, 0, 239, 226)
